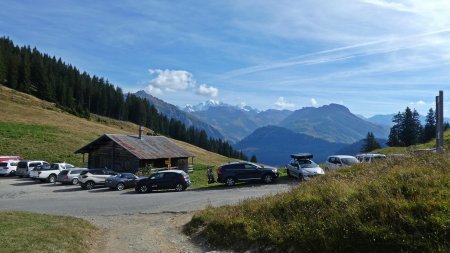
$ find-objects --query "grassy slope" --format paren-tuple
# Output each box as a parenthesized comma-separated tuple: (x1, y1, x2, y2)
(374, 130, 450, 155)
(0, 85, 235, 186)
(185, 153, 450, 252)
(0, 211, 97, 253)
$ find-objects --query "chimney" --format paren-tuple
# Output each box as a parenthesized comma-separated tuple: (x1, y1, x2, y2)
(139, 125, 144, 139)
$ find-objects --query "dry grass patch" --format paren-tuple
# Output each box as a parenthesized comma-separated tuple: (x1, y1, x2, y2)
(0, 211, 98, 253)
(185, 153, 450, 252)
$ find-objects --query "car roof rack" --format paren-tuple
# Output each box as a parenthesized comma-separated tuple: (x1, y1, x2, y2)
(290, 153, 313, 159)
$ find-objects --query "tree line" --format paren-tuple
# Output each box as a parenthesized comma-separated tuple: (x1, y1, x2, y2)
(0, 37, 248, 160)
(362, 107, 448, 153)
(387, 107, 440, 147)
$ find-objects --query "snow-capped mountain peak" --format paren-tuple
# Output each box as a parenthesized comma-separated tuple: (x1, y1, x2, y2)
(183, 100, 260, 113)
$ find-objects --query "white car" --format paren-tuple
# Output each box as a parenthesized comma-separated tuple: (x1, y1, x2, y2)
(286, 153, 325, 180)
(0, 160, 19, 176)
(30, 163, 76, 183)
(356, 154, 387, 163)
(325, 155, 360, 170)
(78, 168, 118, 190)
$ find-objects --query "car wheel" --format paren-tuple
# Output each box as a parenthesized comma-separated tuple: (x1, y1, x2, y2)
(85, 181, 95, 190)
(263, 174, 274, 184)
(48, 175, 56, 183)
(18, 175, 23, 178)
(225, 177, 235, 187)
(136, 185, 148, 193)
(116, 183, 125, 191)
(9, 171, 15, 176)
(175, 183, 184, 192)
(72, 178, 78, 185)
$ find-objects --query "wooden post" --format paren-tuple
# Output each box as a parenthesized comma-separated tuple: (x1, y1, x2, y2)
(439, 91, 444, 152)
(436, 95, 440, 151)
(436, 91, 444, 153)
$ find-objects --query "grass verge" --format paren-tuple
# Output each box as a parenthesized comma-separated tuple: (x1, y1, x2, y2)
(184, 153, 450, 252)
(0, 211, 97, 253)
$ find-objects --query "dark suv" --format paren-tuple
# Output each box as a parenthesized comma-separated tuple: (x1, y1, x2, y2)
(217, 162, 279, 186)
(135, 170, 191, 193)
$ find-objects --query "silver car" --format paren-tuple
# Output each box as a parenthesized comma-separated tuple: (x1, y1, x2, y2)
(286, 153, 325, 180)
(56, 168, 87, 185)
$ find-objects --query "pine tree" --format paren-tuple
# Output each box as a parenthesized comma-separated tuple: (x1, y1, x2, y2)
(361, 132, 381, 152)
(387, 112, 403, 146)
(250, 155, 258, 163)
(421, 108, 436, 143)
(400, 107, 422, 146)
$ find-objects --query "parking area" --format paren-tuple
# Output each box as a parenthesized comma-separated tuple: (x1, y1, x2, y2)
(0, 176, 293, 217)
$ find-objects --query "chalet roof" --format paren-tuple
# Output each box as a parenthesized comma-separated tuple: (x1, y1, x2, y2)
(75, 134, 194, 159)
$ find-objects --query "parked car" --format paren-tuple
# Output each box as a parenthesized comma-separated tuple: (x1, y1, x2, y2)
(0, 160, 19, 176)
(286, 153, 324, 180)
(325, 155, 360, 170)
(105, 173, 142, 191)
(78, 169, 118, 190)
(30, 163, 76, 183)
(356, 154, 387, 163)
(15, 160, 49, 178)
(216, 161, 279, 187)
(56, 168, 88, 185)
(135, 170, 191, 193)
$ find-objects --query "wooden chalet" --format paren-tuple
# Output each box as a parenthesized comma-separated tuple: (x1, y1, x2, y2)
(75, 134, 194, 172)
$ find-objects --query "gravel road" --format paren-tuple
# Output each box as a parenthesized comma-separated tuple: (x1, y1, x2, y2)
(0, 177, 294, 252)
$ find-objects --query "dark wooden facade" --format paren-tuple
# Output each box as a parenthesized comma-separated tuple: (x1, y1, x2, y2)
(76, 135, 193, 173)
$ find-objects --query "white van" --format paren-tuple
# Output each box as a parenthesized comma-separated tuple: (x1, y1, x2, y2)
(325, 155, 360, 170)
(356, 154, 387, 163)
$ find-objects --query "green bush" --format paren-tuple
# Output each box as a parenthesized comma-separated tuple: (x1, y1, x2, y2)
(185, 153, 450, 252)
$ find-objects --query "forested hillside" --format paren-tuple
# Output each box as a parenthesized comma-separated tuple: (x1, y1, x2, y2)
(0, 37, 246, 160)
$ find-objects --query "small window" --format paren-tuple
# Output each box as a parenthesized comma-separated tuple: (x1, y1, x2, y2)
(244, 164, 256, 169)
(70, 170, 81, 174)
(30, 162, 40, 168)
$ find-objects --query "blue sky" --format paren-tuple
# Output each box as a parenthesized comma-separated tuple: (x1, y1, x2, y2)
(1, 0, 450, 117)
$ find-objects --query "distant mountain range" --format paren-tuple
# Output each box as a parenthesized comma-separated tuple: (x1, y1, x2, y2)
(134, 91, 400, 165)
(134, 91, 224, 140)
(184, 101, 293, 143)
(279, 104, 390, 144)
(234, 126, 347, 165)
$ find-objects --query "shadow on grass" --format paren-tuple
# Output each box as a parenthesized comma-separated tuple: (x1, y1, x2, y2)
(190, 176, 299, 191)
(10, 180, 39, 186)
(53, 187, 86, 193)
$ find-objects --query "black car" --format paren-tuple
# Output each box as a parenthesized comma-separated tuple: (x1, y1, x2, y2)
(135, 170, 191, 193)
(105, 173, 142, 191)
(217, 161, 279, 186)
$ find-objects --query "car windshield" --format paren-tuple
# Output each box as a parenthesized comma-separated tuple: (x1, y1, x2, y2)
(297, 159, 318, 168)
(341, 157, 359, 165)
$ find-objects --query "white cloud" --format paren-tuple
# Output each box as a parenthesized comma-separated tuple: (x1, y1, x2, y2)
(145, 85, 162, 96)
(196, 84, 219, 97)
(310, 98, 318, 106)
(148, 69, 195, 92)
(410, 100, 428, 106)
(275, 97, 295, 109)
